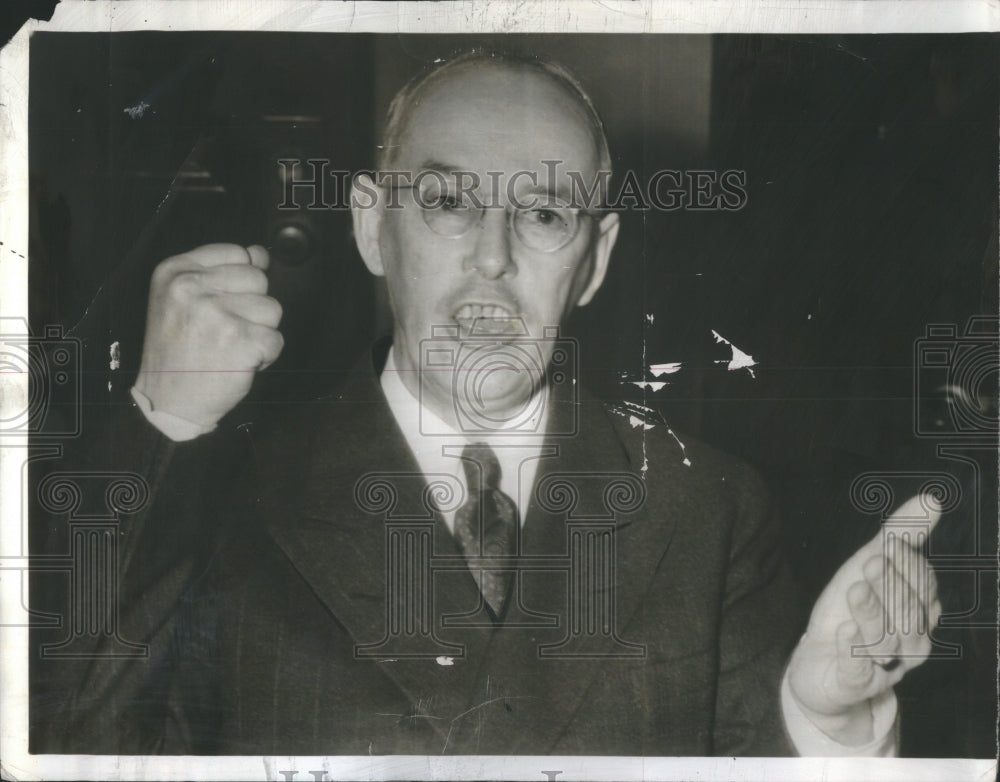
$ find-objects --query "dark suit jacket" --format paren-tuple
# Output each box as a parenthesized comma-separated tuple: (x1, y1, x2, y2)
(31, 342, 802, 756)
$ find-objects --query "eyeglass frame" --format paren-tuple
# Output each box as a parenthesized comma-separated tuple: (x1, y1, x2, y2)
(379, 180, 605, 253)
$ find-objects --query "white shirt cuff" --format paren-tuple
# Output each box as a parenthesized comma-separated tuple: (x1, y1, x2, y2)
(130, 386, 217, 442)
(780, 669, 898, 756)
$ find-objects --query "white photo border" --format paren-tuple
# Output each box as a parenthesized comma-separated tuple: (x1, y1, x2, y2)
(1, 2, 997, 780)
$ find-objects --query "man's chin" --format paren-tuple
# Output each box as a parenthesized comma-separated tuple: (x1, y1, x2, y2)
(453, 376, 545, 429)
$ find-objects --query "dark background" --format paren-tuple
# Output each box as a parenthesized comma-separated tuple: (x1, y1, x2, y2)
(28, 32, 998, 757)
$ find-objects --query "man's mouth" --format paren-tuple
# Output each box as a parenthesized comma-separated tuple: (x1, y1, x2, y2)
(452, 303, 524, 336)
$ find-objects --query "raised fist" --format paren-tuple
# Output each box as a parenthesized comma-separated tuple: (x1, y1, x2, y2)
(134, 243, 284, 428)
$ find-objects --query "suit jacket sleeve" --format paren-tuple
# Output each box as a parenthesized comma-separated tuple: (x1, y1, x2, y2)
(711, 461, 803, 756)
(29, 396, 237, 754)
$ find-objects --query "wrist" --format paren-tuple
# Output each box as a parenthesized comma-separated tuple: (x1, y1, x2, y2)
(790, 691, 874, 745)
(130, 386, 217, 442)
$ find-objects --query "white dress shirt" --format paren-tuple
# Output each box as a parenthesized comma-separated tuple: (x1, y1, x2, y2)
(379, 348, 550, 531)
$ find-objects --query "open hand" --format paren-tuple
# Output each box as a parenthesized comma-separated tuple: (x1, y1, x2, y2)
(786, 493, 943, 745)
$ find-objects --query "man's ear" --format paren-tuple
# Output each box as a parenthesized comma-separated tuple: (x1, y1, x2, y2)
(575, 211, 619, 307)
(351, 173, 385, 277)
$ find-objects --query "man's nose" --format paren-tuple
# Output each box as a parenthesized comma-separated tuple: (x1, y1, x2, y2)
(465, 208, 516, 279)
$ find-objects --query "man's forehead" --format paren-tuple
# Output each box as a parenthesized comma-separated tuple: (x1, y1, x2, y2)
(393, 62, 602, 177)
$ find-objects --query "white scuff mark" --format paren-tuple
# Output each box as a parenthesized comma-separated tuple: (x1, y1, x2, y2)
(666, 426, 692, 467)
(646, 313, 655, 324)
(807, 313, 812, 320)
(107, 381, 112, 392)
(628, 415, 656, 431)
(436, 656, 454, 666)
(109, 341, 120, 370)
(613, 402, 659, 478)
(620, 400, 658, 418)
(630, 381, 666, 392)
(711, 329, 758, 378)
(123, 100, 150, 119)
(379, 658, 398, 663)
(153, 189, 171, 215)
(649, 362, 682, 377)
(641, 330, 649, 479)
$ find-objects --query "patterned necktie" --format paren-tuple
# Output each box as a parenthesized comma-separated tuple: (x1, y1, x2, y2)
(453, 442, 519, 620)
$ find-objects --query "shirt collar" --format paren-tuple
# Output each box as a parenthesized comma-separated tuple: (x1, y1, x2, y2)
(380, 346, 548, 528)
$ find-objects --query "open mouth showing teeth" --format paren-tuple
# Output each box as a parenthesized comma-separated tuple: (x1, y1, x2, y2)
(453, 303, 524, 336)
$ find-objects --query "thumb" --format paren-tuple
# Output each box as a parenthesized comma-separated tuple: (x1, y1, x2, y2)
(808, 491, 942, 636)
(853, 492, 943, 559)
(880, 491, 943, 547)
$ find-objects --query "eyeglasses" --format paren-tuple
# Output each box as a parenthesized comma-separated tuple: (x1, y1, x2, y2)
(386, 179, 596, 253)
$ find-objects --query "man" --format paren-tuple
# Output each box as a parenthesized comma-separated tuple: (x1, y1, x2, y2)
(33, 51, 940, 756)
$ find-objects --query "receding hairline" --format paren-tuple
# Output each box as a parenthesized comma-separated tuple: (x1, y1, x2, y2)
(377, 52, 612, 177)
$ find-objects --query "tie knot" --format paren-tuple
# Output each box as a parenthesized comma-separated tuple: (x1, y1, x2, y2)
(461, 442, 502, 492)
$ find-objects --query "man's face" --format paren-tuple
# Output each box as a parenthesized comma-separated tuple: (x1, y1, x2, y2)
(354, 62, 618, 426)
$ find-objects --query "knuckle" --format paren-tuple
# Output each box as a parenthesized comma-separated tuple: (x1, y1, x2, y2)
(190, 292, 224, 322)
(150, 261, 173, 286)
(151, 256, 188, 288)
(216, 314, 246, 343)
(863, 561, 884, 586)
(167, 271, 204, 302)
(839, 655, 872, 685)
(847, 580, 870, 607)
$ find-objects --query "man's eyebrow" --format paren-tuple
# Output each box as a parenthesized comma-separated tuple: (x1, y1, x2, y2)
(415, 160, 465, 175)
(521, 182, 573, 202)
(413, 160, 582, 205)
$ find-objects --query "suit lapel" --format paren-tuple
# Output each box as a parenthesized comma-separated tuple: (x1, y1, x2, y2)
(257, 345, 495, 745)
(473, 392, 681, 753)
